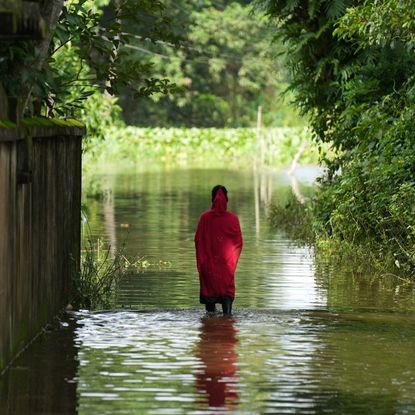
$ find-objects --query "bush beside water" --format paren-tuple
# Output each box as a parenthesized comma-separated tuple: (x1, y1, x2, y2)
(269, 188, 415, 279)
(268, 193, 315, 244)
(258, 2, 415, 279)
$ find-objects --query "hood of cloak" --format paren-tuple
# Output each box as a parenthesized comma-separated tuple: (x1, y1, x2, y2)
(211, 188, 227, 215)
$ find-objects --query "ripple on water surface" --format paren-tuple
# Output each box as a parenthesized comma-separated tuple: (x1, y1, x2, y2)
(73, 309, 415, 415)
(2, 167, 415, 415)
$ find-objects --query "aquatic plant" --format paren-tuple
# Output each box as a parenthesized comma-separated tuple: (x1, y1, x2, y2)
(84, 126, 319, 168)
(70, 237, 126, 310)
(70, 227, 173, 310)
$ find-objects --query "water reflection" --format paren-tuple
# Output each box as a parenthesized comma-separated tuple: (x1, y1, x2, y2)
(252, 164, 274, 239)
(195, 317, 238, 410)
(102, 180, 117, 258)
(2, 166, 415, 415)
(86, 168, 325, 311)
(315, 262, 415, 313)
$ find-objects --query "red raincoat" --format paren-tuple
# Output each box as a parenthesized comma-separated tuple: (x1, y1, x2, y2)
(195, 189, 243, 302)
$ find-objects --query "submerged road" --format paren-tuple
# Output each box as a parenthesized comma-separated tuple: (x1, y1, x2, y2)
(2, 166, 415, 414)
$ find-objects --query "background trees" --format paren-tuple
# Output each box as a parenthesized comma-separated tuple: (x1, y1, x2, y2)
(1, 1, 300, 128)
(118, 0, 299, 127)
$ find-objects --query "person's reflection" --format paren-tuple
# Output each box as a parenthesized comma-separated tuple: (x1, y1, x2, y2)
(195, 316, 239, 409)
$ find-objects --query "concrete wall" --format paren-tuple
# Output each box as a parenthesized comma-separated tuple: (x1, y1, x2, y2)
(0, 124, 83, 371)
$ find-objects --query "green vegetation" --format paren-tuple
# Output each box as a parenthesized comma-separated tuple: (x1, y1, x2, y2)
(71, 218, 173, 309)
(71, 236, 127, 309)
(84, 126, 317, 168)
(268, 193, 400, 276)
(0, 0, 179, 119)
(259, 0, 415, 276)
(71, 234, 153, 310)
(268, 193, 315, 244)
(1, 0, 300, 128)
(119, 0, 301, 127)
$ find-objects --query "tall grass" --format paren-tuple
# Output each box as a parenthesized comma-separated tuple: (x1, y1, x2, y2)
(70, 237, 126, 310)
(71, 230, 173, 310)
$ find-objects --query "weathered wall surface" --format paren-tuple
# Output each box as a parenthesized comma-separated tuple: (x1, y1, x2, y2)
(0, 125, 83, 371)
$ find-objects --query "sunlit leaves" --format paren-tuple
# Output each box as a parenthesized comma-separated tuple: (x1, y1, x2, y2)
(335, 0, 415, 49)
(0, 0, 180, 118)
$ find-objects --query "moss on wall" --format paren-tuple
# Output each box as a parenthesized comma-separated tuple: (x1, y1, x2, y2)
(0, 117, 84, 129)
(11, 320, 29, 357)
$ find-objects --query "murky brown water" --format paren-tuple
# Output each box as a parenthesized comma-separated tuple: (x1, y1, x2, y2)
(1, 166, 415, 414)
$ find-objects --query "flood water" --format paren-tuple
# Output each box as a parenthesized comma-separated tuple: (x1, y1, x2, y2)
(2, 166, 415, 415)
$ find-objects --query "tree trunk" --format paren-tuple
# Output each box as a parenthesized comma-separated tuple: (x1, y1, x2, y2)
(20, 0, 65, 119)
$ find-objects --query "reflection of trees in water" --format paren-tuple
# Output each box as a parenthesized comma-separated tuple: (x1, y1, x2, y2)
(302, 310, 415, 414)
(87, 168, 297, 309)
(195, 317, 239, 409)
(103, 189, 117, 258)
(253, 164, 273, 239)
(314, 262, 415, 313)
(289, 174, 305, 204)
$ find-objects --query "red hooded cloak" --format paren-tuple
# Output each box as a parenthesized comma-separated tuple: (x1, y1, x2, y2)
(195, 189, 243, 302)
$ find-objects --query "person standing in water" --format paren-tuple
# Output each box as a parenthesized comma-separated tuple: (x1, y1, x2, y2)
(195, 185, 243, 315)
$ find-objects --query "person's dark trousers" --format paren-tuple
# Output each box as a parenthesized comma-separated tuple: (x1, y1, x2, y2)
(204, 297, 233, 314)
(205, 303, 216, 313)
(222, 296, 233, 315)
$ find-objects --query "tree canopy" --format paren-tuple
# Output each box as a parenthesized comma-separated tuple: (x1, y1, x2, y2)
(0, 0, 299, 127)
(118, 0, 299, 127)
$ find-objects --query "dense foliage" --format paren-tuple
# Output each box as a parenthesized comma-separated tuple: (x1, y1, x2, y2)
(1, 0, 302, 131)
(259, 0, 415, 275)
(0, 0, 179, 118)
(118, 0, 300, 127)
